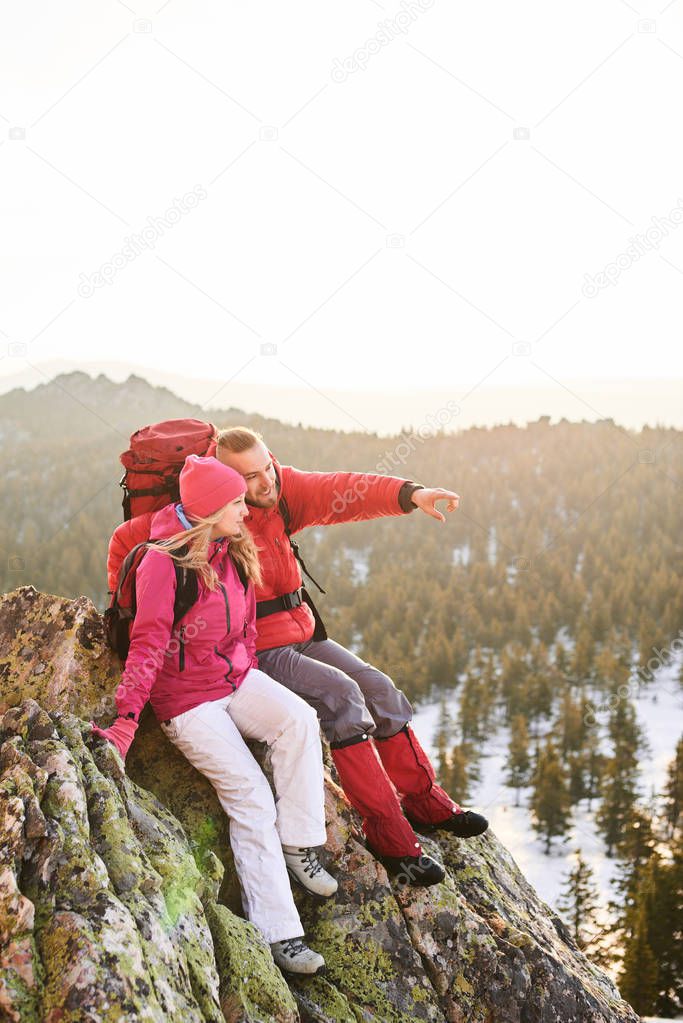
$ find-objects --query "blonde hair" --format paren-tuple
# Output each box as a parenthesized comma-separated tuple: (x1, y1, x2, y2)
(216, 426, 264, 456)
(149, 504, 262, 591)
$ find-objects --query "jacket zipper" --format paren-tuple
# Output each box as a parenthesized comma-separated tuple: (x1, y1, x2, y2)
(217, 556, 239, 690)
(178, 626, 186, 671)
(215, 645, 235, 691)
(218, 582, 230, 633)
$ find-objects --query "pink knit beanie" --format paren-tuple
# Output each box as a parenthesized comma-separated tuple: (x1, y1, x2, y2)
(179, 454, 246, 520)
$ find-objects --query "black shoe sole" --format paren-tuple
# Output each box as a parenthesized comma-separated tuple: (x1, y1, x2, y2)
(406, 812, 489, 838)
(366, 843, 446, 886)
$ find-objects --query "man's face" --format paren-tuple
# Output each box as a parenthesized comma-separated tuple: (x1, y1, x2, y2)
(217, 441, 278, 509)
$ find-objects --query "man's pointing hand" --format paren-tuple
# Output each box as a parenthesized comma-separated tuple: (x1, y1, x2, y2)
(411, 487, 460, 523)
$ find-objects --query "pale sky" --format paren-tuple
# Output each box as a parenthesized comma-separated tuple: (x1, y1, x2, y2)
(1, 1, 682, 431)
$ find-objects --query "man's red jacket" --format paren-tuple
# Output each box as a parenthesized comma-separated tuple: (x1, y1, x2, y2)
(107, 454, 418, 652)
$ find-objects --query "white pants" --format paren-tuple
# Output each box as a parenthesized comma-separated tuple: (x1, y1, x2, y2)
(160, 667, 327, 944)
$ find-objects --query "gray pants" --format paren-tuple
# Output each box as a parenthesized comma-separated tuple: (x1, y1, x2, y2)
(257, 638, 413, 745)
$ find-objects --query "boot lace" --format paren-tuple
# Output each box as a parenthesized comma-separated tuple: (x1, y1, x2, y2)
(297, 847, 324, 878)
(280, 937, 308, 958)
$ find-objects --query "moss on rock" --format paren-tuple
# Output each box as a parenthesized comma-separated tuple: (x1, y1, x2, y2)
(0, 591, 645, 1023)
(205, 901, 298, 1023)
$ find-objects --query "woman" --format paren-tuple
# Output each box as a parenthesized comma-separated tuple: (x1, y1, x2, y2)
(92, 454, 336, 976)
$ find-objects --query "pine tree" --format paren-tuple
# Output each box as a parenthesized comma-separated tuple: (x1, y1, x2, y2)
(531, 738, 572, 853)
(612, 807, 658, 912)
(500, 646, 528, 723)
(557, 689, 585, 755)
(554, 641, 568, 676)
(596, 759, 638, 857)
(557, 850, 604, 956)
(527, 668, 554, 721)
(566, 752, 588, 805)
(459, 673, 484, 742)
(663, 735, 683, 835)
(656, 830, 683, 1014)
(596, 699, 644, 856)
(572, 625, 595, 682)
(505, 714, 531, 805)
(594, 646, 630, 689)
(477, 649, 498, 730)
(428, 635, 454, 685)
(644, 848, 683, 1016)
(447, 743, 472, 803)
(636, 611, 662, 683)
(619, 889, 659, 1016)
(434, 700, 454, 783)
(583, 728, 606, 811)
(612, 811, 683, 1017)
(608, 698, 645, 763)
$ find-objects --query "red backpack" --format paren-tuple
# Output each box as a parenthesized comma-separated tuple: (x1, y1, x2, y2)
(106, 418, 217, 660)
(119, 418, 217, 520)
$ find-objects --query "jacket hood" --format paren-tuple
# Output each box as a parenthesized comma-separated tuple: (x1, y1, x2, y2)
(149, 503, 189, 540)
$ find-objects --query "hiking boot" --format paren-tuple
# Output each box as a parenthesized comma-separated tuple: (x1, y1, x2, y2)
(282, 845, 338, 898)
(369, 846, 446, 887)
(407, 808, 489, 838)
(271, 937, 325, 976)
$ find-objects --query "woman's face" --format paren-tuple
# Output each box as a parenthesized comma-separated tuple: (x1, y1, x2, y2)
(210, 494, 249, 539)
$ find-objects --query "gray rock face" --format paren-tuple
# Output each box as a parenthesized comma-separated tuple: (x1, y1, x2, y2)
(0, 587, 640, 1022)
(0, 700, 297, 1023)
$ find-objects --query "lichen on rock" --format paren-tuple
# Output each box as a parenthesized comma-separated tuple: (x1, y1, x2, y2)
(0, 588, 642, 1022)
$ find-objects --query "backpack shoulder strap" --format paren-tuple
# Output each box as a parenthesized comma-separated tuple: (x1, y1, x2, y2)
(275, 480, 325, 594)
(276, 466, 292, 536)
(166, 543, 199, 624)
(230, 555, 250, 594)
(279, 495, 292, 537)
(141, 540, 199, 625)
(115, 541, 153, 601)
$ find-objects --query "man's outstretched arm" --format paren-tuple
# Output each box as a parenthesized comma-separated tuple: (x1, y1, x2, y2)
(281, 465, 459, 533)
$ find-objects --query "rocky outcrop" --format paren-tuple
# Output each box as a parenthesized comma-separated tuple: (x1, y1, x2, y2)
(0, 587, 640, 1022)
(0, 699, 297, 1023)
(0, 586, 118, 719)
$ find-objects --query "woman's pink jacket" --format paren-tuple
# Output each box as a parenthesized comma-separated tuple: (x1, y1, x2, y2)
(115, 503, 258, 724)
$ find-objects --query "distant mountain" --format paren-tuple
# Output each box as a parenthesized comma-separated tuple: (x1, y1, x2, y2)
(0, 370, 281, 445)
(1, 359, 681, 434)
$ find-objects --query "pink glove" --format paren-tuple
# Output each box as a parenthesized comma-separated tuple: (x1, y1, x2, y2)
(91, 717, 138, 760)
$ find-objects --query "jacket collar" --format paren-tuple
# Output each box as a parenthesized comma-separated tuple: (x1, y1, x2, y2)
(149, 502, 230, 561)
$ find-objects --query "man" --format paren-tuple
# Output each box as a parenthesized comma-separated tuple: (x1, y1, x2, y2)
(215, 427, 488, 887)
